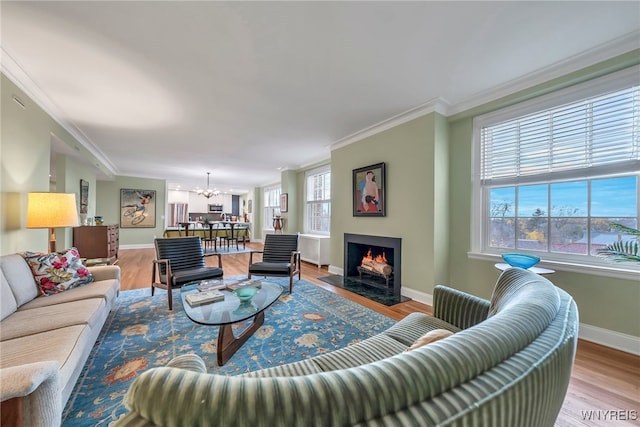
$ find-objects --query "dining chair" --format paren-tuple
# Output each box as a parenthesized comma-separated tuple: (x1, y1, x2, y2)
(221, 222, 249, 250)
(202, 222, 221, 252)
(177, 222, 192, 237)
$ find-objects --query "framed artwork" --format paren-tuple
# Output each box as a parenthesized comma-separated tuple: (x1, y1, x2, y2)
(79, 179, 89, 214)
(280, 193, 288, 213)
(248, 199, 252, 214)
(120, 189, 156, 228)
(353, 162, 386, 216)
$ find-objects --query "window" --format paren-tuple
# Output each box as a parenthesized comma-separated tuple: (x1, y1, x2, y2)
(305, 165, 331, 234)
(473, 67, 639, 270)
(263, 185, 281, 229)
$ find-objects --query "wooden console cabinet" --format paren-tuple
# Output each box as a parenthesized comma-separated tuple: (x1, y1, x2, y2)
(73, 225, 119, 261)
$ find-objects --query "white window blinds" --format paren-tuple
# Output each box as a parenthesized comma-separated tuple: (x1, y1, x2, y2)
(306, 169, 331, 202)
(481, 86, 640, 185)
(305, 166, 331, 234)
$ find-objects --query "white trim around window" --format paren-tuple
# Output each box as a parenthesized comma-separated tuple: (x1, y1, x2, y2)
(471, 66, 640, 280)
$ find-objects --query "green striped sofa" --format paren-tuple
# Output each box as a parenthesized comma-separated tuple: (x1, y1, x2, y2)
(114, 267, 578, 427)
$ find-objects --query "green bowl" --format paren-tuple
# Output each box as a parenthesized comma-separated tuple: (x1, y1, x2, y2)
(233, 286, 258, 302)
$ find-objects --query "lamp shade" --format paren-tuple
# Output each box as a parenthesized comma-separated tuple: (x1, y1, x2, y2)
(27, 192, 80, 228)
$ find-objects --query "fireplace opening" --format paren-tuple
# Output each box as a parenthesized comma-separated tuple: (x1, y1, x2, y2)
(344, 233, 402, 297)
(358, 248, 393, 286)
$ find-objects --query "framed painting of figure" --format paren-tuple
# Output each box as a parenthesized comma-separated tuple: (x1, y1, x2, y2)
(120, 189, 156, 228)
(353, 162, 385, 216)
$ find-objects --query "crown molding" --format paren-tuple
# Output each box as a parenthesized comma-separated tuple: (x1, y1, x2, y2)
(1, 47, 118, 177)
(4, 30, 637, 172)
(331, 97, 450, 151)
(297, 154, 331, 171)
(331, 32, 639, 149)
(447, 31, 640, 116)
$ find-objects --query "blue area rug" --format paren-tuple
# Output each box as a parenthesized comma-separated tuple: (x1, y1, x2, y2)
(61, 277, 395, 426)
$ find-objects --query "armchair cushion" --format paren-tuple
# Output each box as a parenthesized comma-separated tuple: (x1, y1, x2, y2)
(171, 267, 223, 287)
(248, 262, 292, 275)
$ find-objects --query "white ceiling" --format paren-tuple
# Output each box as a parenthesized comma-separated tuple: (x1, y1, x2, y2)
(2, 1, 639, 193)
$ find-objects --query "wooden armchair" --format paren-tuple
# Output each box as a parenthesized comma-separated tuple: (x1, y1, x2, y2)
(248, 234, 301, 293)
(152, 237, 223, 309)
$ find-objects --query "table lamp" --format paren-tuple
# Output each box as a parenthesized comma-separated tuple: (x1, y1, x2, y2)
(27, 192, 80, 253)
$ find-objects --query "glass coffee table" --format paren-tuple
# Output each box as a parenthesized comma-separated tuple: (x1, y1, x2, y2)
(180, 279, 283, 365)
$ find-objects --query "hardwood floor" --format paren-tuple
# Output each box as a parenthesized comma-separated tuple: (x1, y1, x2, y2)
(115, 245, 639, 427)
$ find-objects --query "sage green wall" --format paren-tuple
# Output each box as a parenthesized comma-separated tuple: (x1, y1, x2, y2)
(331, 113, 449, 294)
(54, 153, 99, 250)
(96, 177, 166, 246)
(253, 186, 264, 238)
(1, 74, 111, 254)
(447, 52, 640, 337)
(1, 76, 50, 253)
(280, 169, 299, 234)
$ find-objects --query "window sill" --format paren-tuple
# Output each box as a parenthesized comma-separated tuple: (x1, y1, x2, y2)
(467, 252, 639, 281)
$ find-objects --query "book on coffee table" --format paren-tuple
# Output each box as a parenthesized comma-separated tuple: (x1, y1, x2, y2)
(186, 290, 224, 306)
(197, 280, 226, 292)
(225, 279, 262, 291)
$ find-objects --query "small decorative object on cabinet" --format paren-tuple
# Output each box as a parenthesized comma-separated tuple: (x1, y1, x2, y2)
(73, 224, 119, 264)
(273, 216, 284, 233)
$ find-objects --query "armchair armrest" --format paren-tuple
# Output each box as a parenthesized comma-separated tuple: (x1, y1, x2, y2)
(433, 285, 490, 330)
(1, 362, 62, 427)
(290, 251, 301, 267)
(203, 252, 223, 268)
(152, 258, 171, 286)
(249, 250, 264, 264)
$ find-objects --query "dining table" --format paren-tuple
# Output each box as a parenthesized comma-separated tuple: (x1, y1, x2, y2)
(164, 222, 250, 251)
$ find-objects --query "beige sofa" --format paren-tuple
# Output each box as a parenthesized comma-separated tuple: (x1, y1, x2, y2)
(115, 267, 579, 426)
(0, 253, 120, 427)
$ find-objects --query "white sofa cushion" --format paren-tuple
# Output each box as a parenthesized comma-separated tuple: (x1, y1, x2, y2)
(0, 298, 106, 342)
(20, 279, 119, 311)
(0, 269, 18, 320)
(0, 254, 38, 306)
(1, 325, 96, 396)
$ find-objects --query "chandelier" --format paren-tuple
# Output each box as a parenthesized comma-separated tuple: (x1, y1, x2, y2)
(197, 172, 220, 199)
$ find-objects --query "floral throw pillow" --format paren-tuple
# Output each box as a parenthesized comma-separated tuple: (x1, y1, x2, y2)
(23, 247, 94, 296)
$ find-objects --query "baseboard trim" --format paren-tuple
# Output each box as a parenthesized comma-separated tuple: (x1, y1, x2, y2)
(578, 323, 640, 356)
(314, 266, 640, 355)
(120, 244, 155, 250)
(327, 265, 343, 276)
(400, 287, 433, 307)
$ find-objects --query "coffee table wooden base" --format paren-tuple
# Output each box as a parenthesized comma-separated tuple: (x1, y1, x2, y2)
(217, 311, 265, 365)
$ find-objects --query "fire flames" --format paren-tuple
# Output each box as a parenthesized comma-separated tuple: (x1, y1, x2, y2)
(362, 249, 388, 264)
(360, 249, 392, 277)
